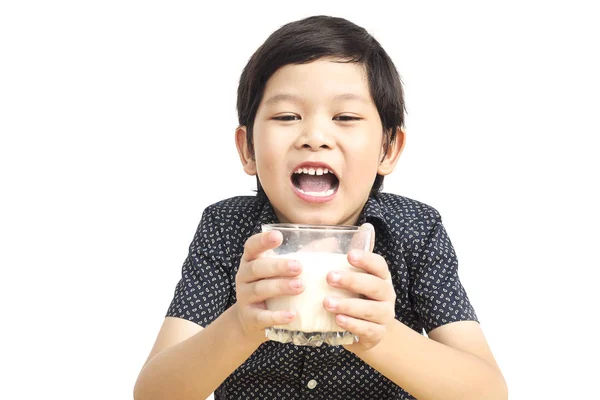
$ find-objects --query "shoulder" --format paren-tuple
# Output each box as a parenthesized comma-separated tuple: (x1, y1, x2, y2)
(192, 196, 265, 259)
(374, 192, 443, 230)
(201, 195, 264, 222)
(373, 193, 456, 271)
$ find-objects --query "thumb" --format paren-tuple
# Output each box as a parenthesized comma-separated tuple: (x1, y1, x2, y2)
(358, 222, 375, 252)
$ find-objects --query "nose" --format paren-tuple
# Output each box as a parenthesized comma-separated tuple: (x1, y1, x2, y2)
(294, 119, 335, 151)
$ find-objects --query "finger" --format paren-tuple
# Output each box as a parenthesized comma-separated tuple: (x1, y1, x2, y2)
(349, 223, 375, 252)
(347, 250, 391, 280)
(261, 248, 276, 258)
(239, 277, 304, 304)
(327, 270, 394, 301)
(323, 297, 391, 325)
(238, 257, 302, 284)
(242, 231, 283, 262)
(360, 223, 376, 252)
(251, 308, 296, 328)
(334, 314, 385, 341)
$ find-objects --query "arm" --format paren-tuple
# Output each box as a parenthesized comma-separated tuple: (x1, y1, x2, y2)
(134, 230, 304, 400)
(134, 308, 257, 400)
(354, 320, 507, 400)
(327, 258, 507, 399)
(325, 223, 506, 399)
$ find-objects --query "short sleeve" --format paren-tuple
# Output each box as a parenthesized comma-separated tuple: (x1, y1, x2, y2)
(165, 214, 233, 327)
(410, 220, 478, 333)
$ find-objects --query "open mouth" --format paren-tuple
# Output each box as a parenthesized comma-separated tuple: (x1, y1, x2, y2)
(291, 165, 340, 199)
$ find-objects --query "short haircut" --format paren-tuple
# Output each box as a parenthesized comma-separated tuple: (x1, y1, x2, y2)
(237, 15, 406, 196)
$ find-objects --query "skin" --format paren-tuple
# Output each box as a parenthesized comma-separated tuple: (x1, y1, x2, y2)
(238, 58, 401, 226)
(134, 59, 507, 400)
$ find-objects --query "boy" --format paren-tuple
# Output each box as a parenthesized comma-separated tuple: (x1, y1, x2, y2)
(134, 15, 507, 400)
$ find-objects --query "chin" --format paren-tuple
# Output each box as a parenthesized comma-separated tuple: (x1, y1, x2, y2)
(284, 211, 355, 227)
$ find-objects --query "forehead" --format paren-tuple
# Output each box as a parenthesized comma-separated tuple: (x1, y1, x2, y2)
(262, 59, 372, 104)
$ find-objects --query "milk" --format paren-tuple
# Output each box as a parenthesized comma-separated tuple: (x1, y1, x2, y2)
(266, 252, 361, 332)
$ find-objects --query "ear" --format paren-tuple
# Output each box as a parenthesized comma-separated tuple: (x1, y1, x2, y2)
(377, 127, 406, 176)
(235, 125, 257, 176)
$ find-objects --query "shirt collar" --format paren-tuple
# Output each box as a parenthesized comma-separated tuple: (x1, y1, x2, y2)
(252, 198, 280, 235)
(358, 195, 386, 226)
(358, 195, 390, 241)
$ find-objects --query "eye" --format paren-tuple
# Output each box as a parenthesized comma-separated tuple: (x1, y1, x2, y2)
(334, 115, 362, 122)
(273, 115, 301, 121)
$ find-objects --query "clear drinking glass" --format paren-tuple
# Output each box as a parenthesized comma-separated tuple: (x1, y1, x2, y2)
(261, 223, 372, 346)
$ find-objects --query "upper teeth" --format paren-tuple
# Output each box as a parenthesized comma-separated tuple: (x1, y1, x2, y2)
(294, 167, 330, 175)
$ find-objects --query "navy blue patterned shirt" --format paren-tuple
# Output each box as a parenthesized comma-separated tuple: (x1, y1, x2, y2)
(166, 193, 478, 399)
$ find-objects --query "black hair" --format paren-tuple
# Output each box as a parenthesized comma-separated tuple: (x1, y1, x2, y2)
(236, 15, 405, 197)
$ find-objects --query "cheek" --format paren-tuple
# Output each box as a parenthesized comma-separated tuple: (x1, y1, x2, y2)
(343, 142, 382, 187)
(253, 138, 283, 183)
(255, 154, 277, 181)
(346, 134, 383, 164)
(346, 124, 383, 149)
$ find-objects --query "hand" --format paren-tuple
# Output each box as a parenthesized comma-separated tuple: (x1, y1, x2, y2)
(323, 224, 396, 352)
(233, 230, 304, 346)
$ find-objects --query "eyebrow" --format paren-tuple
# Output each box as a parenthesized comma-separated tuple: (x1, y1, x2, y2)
(332, 93, 370, 104)
(263, 92, 370, 106)
(263, 93, 302, 106)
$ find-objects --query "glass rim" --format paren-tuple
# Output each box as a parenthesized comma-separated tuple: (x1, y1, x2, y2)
(262, 223, 361, 233)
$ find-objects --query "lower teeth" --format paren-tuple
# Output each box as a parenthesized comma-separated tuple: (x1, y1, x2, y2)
(298, 188, 334, 197)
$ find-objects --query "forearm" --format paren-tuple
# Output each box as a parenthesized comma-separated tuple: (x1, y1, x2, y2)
(134, 305, 258, 400)
(355, 320, 507, 400)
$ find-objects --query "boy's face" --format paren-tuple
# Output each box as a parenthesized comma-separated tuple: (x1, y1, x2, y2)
(236, 58, 404, 226)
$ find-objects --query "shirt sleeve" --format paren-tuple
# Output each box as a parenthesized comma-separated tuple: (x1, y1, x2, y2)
(410, 219, 478, 333)
(165, 212, 233, 328)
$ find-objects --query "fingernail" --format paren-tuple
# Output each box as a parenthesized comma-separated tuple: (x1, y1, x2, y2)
(327, 297, 338, 308)
(284, 311, 295, 319)
(337, 315, 347, 324)
(268, 232, 279, 242)
(288, 260, 300, 272)
(348, 250, 360, 262)
(330, 272, 340, 283)
(290, 279, 302, 289)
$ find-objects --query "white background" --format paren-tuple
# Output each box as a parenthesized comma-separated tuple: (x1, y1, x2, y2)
(1, 1, 598, 399)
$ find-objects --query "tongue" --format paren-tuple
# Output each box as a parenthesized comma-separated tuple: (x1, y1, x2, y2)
(296, 174, 336, 192)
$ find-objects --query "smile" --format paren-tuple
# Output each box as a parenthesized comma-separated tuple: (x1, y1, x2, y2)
(290, 163, 340, 203)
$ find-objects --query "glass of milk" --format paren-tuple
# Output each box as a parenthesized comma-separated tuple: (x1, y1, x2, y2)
(261, 223, 372, 347)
